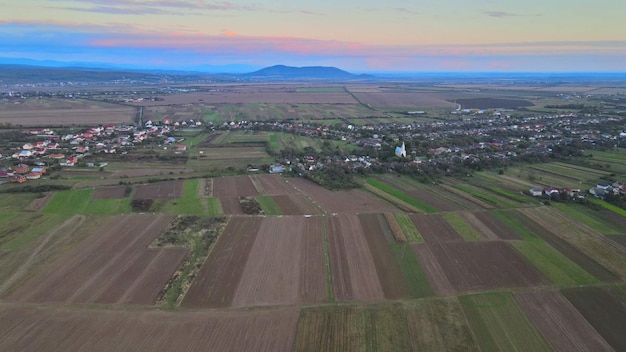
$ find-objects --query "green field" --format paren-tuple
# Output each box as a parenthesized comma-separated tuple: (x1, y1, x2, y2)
(366, 178, 438, 213)
(0, 193, 38, 213)
(1, 213, 68, 251)
(459, 292, 551, 352)
(491, 210, 540, 241)
(256, 196, 282, 215)
(511, 240, 600, 286)
(163, 179, 222, 216)
(553, 203, 624, 235)
(390, 243, 434, 298)
(442, 212, 482, 241)
(43, 189, 93, 215)
(393, 213, 424, 242)
(587, 197, 626, 217)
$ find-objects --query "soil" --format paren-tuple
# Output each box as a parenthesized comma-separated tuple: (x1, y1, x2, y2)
(358, 214, 411, 299)
(0, 304, 300, 352)
(515, 290, 613, 352)
(327, 214, 384, 302)
(181, 217, 262, 308)
(134, 180, 184, 199)
(231, 216, 327, 307)
(92, 186, 129, 199)
(5, 215, 188, 305)
(409, 214, 462, 243)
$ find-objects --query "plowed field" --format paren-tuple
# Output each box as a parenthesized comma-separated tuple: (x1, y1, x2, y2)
(409, 214, 462, 243)
(358, 214, 410, 299)
(134, 180, 183, 199)
(290, 178, 399, 213)
(562, 286, 626, 351)
(181, 217, 262, 308)
(469, 211, 521, 240)
(256, 174, 300, 195)
(327, 214, 384, 302)
(273, 194, 321, 215)
(423, 241, 547, 292)
(92, 186, 128, 199)
(6, 215, 187, 305)
(232, 216, 327, 307)
(515, 290, 613, 352)
(0, 305, 299, 352)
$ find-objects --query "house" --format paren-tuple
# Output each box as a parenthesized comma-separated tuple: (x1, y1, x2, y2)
(544, 187, 560, 197)
(10, 175, 26, 183)
(0, 170, 8, 178)
(529, 188, 543, 197)
(177, 145, 187, 152)
(14, 164, 30, 174)
(25, 172, 41, 180)
(269, 165, 286, 173)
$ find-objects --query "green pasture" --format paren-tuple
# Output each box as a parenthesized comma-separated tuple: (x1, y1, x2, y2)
(587, 197, 626, 217)
(367, 178, 438, 213)
(459, 292, 551, 352)
(511, 240, 599, 286)
(442, 212, 482, 241)
(393, 213, 424, 242)
(1, 213, 68, 251)
(553, 203, 624, 235)
(43, 189, 93, 215)
(0, 193, 38, 213)
(256, 196, 282, 215)
(390, 243, 434, 298)
(163, 179, 222, 216)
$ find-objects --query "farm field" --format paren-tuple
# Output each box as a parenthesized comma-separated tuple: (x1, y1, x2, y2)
(5, 214, 188, 305)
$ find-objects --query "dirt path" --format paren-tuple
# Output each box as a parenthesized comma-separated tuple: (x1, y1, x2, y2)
(0, 215, 86, 295)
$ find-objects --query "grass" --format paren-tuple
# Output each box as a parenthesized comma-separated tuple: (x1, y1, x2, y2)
(511, 240, 600, 286)
(390, 243, 434, 298)
(256, 196, 282, 215)
(453, 183, 501, 207)
(491, 210, 540, 241)
(459, 291, 552, 352)
(393, 213, 424, 242)
(163, 179, 222, 216)
(587, 197, 626, 217)
(84, 198, 132, 215)
(43, 189, 93, 214)
(1, 213, 68, 251)
(442, 212, 482, 241)
(0, 193, 38, 212)
(552, 202, 623, 235)
(366, 178, 438, 213)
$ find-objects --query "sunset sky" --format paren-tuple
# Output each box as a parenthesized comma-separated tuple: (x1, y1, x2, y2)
(1, 0, 625, 72)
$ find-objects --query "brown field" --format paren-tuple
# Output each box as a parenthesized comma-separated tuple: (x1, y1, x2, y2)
(515, 290, 613, 352)
(289, 177, 399, 213)
(181, 217, 262, 308)
(92, 185, 128, 199)
(600, 210, 626, 229)
(128, 90, 358, 106)
(231, 216, 327, 307)
(430, 241, 547, 292)
(508, 210, 620, 282)
(197, 146, 270, 159)
(468, 211, 521, 240)
(0, 98, 134, 126)
(273, 194, 322, 215)
(111, 168, 195, 178)
(455, 97, 534, 109)
(213, 176, 259, 214)
(352, 92, 458, 108)
(609, 235, 626, 249)
(409, 214, 462, 243)
(133, 180, 184, 199)
(411, 244, 455, 295)
(6, 215, 188, 305)
(0, 304, 299, 352)
(519, 207, 626, 280)
(327, 214, 384, 302)
(562, 286, 626, 351)
(358, 214, 411, 299)
(256, 174, 300, 195)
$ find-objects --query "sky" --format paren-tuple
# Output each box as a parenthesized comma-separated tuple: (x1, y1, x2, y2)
(1, 0, 626, 72)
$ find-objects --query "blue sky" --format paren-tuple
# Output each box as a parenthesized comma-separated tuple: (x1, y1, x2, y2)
(1, 0, 625, 72)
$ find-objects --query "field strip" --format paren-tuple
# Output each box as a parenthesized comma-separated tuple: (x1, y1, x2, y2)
(0, 215, 85, 295)
(439, 184, 494, 209)
(364, 184, 421, 212)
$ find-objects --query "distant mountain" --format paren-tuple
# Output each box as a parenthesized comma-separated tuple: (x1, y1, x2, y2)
(243, 65, 371, 80)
